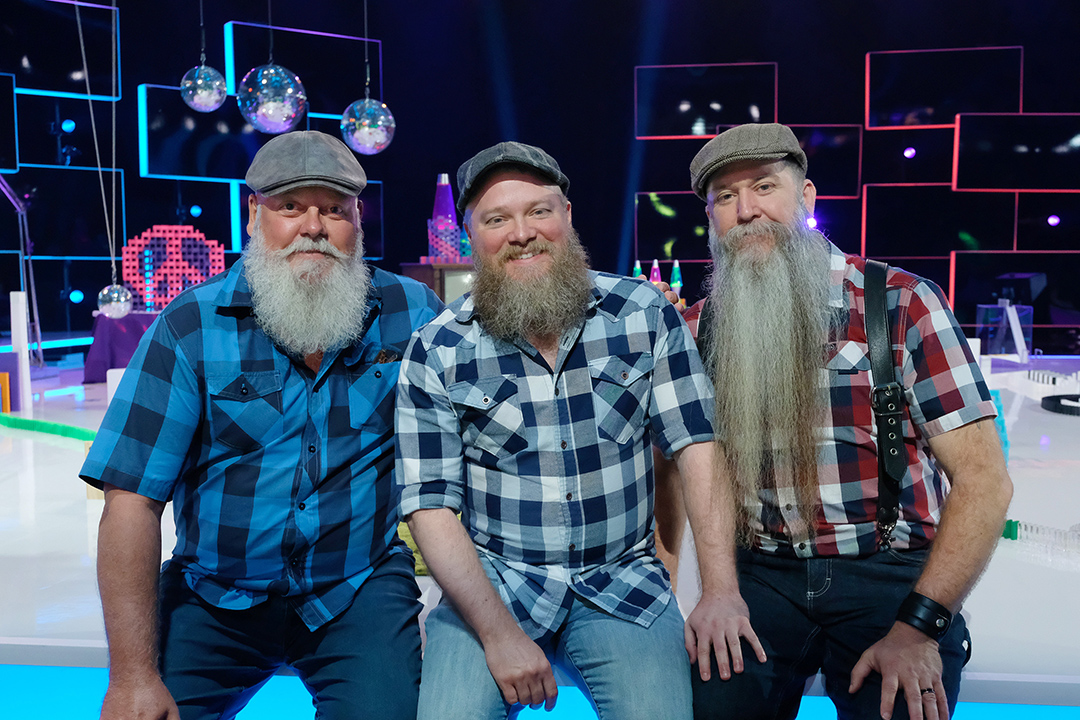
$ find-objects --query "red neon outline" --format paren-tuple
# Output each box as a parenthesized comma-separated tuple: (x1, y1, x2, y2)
(950, 248, 1080, 311)
(787, 124, 863, 199)
(865, 46, 1023, 131)
(633, 62, 778, 140)
(952, 113, 1080, 193)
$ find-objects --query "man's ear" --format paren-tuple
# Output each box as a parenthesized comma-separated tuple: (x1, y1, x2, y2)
(801, 179, 817, 216)
(246, 194, 259, 236)
(356, 198, 364, 222)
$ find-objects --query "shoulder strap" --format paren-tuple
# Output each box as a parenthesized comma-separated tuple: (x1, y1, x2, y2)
(863, 259, 906, 549)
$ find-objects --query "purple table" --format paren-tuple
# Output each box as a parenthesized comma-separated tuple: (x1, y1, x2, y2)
(83, 312, 157, 384)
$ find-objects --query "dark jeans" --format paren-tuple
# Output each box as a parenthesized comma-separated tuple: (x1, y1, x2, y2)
(158, 552, 422, 720)
(693, 547, 970, 720)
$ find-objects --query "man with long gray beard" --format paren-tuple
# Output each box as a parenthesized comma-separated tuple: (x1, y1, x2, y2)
(395, 142, 760, 720)
(674, 124, 1013, 720)
(82, 131, 442, 720)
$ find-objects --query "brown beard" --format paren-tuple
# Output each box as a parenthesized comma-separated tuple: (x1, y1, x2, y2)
(703, 211, 839, 544)
(469, 227, 593, 345)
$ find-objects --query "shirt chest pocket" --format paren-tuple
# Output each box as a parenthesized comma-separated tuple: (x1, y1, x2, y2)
(448, 376, 527, 459)
(348, 360, 400, 436)
(825, 341, 873, 380)
(207, 371, 284, 451)
(589, 352, 653, 445)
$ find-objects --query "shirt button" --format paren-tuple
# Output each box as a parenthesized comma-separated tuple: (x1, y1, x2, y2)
(240, 385, 248, 395)
(566, 492, 573, 501)
(785, 503, 793, 511)
(308, 445, 316, 454)
(374, 370, 382, 378)
(621, 371, 629, 380)
(482, 396, 490, 405)
(561, 441, 567, 449)
(798, 542, 807, 550)
(554, 388, 560, 396)
(569, 543, 576, 551)
(298, 502, 306, 510)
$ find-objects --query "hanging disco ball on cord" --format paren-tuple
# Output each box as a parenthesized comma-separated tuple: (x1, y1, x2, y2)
(179, 65, 228, 112)
(97, 284, 133, 319)
(237, 64, 307, 134)
(341, 98, 396, 155)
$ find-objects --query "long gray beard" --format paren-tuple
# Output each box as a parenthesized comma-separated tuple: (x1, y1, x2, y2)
(470, 229, 593, 344)
(703, 211, 840, 542)
(244, 219, 372, 357)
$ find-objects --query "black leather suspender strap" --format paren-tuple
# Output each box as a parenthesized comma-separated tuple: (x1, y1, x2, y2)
(864, 259, 906, 549)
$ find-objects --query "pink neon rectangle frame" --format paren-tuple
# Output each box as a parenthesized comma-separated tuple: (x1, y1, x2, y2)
(947, 249, 1080, 309)
(951, 113, 1080, 193)
(864, 46, 1023, 131)
(634, 62, 778, 140)
(860, 183, 957, 257)
(787, 124, 863, 199)
(634, 190, 704, 261)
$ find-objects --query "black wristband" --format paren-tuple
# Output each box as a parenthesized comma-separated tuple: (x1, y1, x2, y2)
(897, 591, 952, 641)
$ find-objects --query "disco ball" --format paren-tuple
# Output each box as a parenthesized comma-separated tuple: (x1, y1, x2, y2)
(179, 65, 228, 112)
(97, 284, 133, 319)
(340, 98, 396, 155)
(237, 64, 307, 134)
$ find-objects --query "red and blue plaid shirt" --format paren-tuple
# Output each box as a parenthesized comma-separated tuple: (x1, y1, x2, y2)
(686, 242, 996, 557)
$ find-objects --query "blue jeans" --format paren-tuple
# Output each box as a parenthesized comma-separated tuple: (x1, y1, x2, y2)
(692, 547, 970, 720)
(158, 552, 423, 720)
(418, 593, 692, 720)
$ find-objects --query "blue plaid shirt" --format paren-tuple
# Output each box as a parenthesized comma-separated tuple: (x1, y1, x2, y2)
(82, 260, 443, 630)
(396, 271, 714, 640)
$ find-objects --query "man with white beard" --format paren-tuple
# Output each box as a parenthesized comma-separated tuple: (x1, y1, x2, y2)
(395, 142, 761, 720)
(677, 124, 1013, 720)
(82, 131, 443, 720)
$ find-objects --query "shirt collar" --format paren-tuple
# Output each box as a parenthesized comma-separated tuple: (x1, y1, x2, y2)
(827, 240, 847, 309)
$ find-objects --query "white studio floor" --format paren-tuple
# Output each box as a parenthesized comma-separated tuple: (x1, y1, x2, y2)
(1, 355, 1079, 717)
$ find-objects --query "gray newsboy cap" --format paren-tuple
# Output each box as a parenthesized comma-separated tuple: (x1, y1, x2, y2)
(689, 123, 807, 200)
(456, 141, 569, 215)
(246, 131, 367, 197)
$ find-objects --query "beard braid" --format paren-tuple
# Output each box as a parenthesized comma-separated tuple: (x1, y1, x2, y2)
(469, 227, 593, 344)
(703, 208, 840, 543)
(244, 209, 372, 357)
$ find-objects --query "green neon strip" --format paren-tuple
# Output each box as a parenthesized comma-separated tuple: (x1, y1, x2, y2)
(0, 414, 97, 442)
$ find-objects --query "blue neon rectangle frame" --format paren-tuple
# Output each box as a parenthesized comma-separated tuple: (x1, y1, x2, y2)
(11, 0, 122, 102)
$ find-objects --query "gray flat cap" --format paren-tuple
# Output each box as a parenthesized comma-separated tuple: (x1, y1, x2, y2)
(456, 141, 569, 215)
(689, 123, 807, 200)
(246, 130, 367, 197)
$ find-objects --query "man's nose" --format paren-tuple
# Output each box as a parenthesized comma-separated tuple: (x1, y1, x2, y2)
(300, 207, 327, 238)
(736, 190, 761, 223)
(508, 216, 538, 244)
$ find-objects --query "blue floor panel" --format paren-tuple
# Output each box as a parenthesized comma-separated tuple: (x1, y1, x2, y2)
(2, 664, 1078, 719)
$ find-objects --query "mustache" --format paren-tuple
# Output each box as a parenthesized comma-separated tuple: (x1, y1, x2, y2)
(276, 237, 350, 260)
(497, 239, 555, 262)
(722, 219, 790, 245)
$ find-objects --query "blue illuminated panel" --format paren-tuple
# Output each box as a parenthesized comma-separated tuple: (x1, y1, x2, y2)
(4, 163, 126, 256)
(224, 23, 382, 117)
(5, 0, 121, 101)
(0, 73, 17, 172)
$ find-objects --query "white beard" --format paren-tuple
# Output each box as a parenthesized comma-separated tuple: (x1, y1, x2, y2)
(243, 213, 372, 357)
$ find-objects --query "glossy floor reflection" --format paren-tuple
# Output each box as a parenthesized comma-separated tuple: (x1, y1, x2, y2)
(1, 358, 1079, 717)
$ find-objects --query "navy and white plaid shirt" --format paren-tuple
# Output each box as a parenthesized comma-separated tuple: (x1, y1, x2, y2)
(396, 271, 714, 640)
(82, 259, 443, 630)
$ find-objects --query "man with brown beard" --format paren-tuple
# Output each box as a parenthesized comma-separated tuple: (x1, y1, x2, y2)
(395, 142, 761, 720)
(82, 131, 443, 720)
(679, 123, 1013, 720)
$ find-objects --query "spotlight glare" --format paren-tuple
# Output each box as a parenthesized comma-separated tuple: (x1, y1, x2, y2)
(69, 289, 85, 304)
(1047, 215, 1061, 227)
(678, 100, 691, 113)
(61, 119, 76, 133)
(748, 104, 761, 121)
(806, 216, 818, 229)
(190, 205, 203, 218)
(903, 147, 916, 159)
